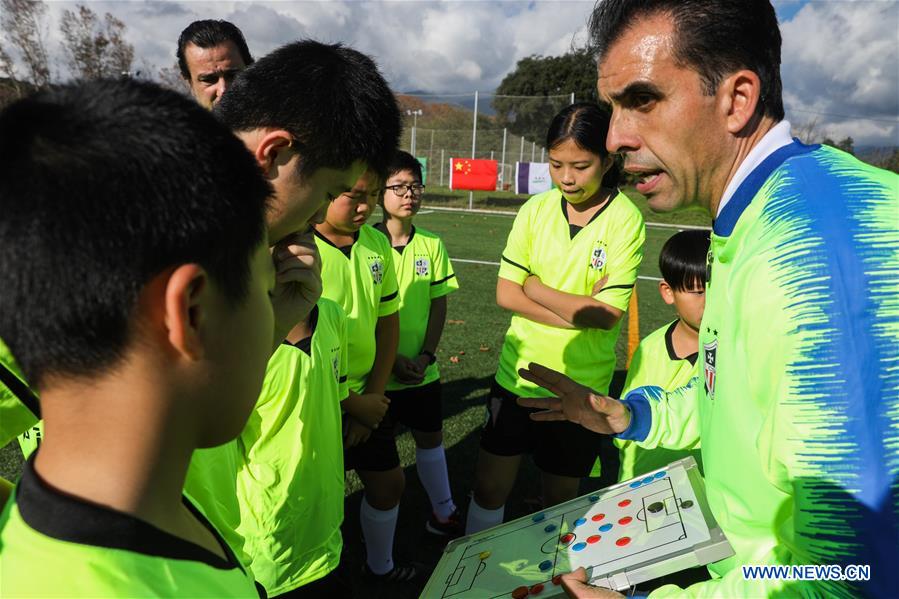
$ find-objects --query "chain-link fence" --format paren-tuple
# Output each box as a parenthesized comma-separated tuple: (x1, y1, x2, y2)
(396, 91, 576, 193)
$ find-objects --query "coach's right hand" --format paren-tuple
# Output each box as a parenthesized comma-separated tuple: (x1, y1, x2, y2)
(516, 363, 631, 435)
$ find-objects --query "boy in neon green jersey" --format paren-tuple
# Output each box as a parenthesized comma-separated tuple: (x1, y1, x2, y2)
(232, 297, 351, 597)
(518, 1, 898, 597)
(0, 80, 274, 597)
(314, 170, 424, 584)
(181, 40, 402, 582)
(373, 151, 462, 536)
(615, 230, 708, 481)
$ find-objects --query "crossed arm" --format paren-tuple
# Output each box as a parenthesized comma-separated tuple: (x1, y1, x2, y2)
(496, 275, 623, 330)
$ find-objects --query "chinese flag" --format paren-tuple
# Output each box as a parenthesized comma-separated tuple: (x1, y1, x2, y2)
(450, 158, 498, 191)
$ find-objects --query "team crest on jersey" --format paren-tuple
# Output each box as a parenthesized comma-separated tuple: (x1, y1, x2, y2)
(415, 257, 430, 277)
(704, 337, 718, 400)
(369, 257, 384, 285)
(590, 242, 607, 270)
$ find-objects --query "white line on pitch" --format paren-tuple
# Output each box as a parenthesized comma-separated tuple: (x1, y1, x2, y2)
(426, 205, 710, 231)
(451, 258, 662, 282)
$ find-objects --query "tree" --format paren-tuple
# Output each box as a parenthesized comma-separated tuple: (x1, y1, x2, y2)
(821, 136, 855, 155)
(59, 4, 133, 79)
(492, 49, 598, 142)
(879, 149, 899, 173)
(0, 0, 51, 87)
(156, 64, 188, 93)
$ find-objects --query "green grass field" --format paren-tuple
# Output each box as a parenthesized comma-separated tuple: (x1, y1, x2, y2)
(0, 190, 710, 597)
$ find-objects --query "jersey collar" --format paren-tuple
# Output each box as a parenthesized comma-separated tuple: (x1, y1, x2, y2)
(713, 124, 818, 237)
(284, 304, 320, 356)
(560, 190, 616, 240)
(664, 319, 698, 365)
(373, 222, 415, 254)
(15, 454, 247, 572)
(314, 228, 360, 258)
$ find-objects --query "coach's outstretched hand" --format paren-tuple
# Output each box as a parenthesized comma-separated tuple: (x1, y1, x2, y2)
(559, 568, 625, 598)
(516, 363, 631, 435)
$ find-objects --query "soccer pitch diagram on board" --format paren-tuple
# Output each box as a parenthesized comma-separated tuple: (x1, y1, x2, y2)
(422, 457, 732, 598)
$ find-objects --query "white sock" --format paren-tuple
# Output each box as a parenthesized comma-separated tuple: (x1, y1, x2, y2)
(465, 497, 504, 534)
(416, 445, 456, 521)
(360, 497, 399, 575)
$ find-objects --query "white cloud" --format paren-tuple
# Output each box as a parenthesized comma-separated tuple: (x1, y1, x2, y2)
(3, 0, 896, 145)
(780, 0, 898, 146)
(5, 1, 592, 90)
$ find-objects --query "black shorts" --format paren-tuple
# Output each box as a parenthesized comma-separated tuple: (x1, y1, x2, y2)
(343, 380, 444, 472)
(385, 379, 443, 433)
(479, 381, 610, 478)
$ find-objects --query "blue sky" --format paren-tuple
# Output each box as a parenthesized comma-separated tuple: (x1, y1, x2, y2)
(775, 0, 809, 21)
(4, 0, 897, 145)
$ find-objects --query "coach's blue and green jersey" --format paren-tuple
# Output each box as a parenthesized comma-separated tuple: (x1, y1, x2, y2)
(617, 141, 899, 597)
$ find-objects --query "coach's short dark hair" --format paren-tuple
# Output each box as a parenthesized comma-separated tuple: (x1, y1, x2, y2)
(215, 40, 401, 179)
(0, 79, 271, 389)
(546, 102, 621, 188)
(589, 0, 784, 121)
(659, 229, 710, 291)
(388, 150, 423, 182)
(177, 20, 253, 79)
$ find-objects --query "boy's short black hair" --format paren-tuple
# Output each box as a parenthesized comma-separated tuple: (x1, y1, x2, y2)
(0, 79, 272, 389)
(177, 20, 254, 79)
(589, 0, 784, 121)
(659, 230, 711, 291)
(387, 150, 423, 182)
(215, 40, 401, 179)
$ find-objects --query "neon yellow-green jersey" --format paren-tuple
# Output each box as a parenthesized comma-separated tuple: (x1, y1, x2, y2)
(0, 337, 39, 451)
(372, 224, 459, 391)
(236, 299, 348, 595)
(615, 320, 701, 481)
(0, 457, 260, 597)
(497, 188, 645, 396)
(316, 224, 399, 393)
(184, 437, 250, 569)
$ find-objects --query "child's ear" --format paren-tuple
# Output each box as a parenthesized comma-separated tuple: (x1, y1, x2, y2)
(253, 129, 294, 178)
(163, 264, 210, 361)
(658, 280, 675, 306)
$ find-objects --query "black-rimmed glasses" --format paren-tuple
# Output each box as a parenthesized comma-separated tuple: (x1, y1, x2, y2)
(385, 183, 425, 197)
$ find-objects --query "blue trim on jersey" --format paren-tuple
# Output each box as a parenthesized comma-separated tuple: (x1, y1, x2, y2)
(714, 139, 819, 237)
(761, 147, 898, 596)
(615, 388, 656, 442)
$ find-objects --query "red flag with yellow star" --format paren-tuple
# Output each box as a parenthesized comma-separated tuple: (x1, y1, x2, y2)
(449, 158, 498, 191)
